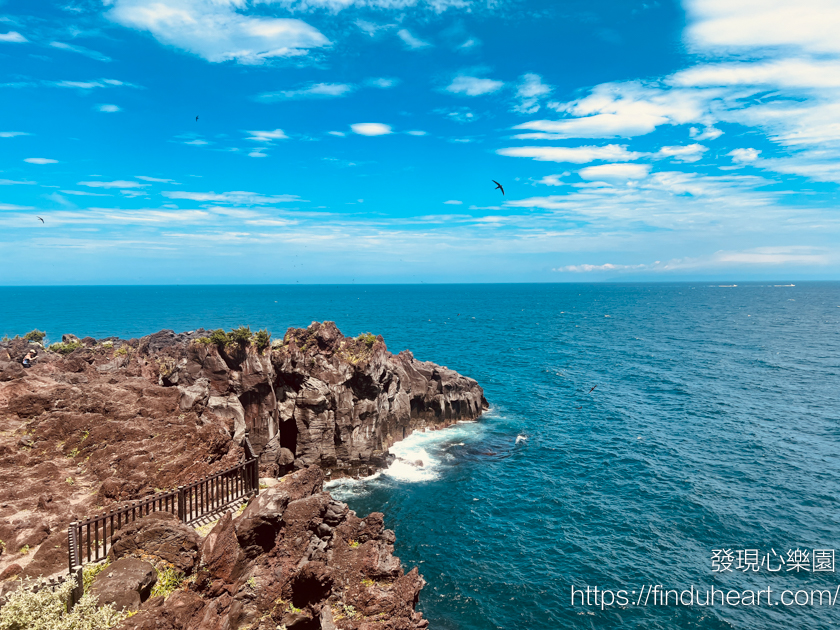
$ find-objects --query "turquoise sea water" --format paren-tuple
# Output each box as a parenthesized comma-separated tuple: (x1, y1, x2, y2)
(1, 283, 839, 629)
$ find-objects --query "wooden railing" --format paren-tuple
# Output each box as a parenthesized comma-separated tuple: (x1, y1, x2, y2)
(66, 437, 260, 608)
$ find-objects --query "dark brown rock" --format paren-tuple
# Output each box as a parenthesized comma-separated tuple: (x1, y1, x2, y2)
(114, 590, 205, 630)
(200, 512, 246, 584)
(90, 557, 157, 612)
(20, 530, 67, 578)
(0, 563, 21, 580)
(109, 512, 202, 574)
(234, 486, 290, 558)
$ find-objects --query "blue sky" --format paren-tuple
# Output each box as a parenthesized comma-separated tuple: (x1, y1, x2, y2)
(1, 0, 839, 284)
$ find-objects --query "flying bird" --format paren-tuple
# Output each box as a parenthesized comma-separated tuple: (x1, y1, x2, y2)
(588, 385, 598, 394)
(37, 216, 44, 223)
(195, 115, 199, 122)
(492, 180, 504, 195)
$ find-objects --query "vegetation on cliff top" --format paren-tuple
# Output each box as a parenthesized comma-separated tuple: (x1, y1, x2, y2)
(194, 326, 271, 352)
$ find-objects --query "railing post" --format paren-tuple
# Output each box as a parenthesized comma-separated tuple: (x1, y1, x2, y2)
(177, 486, 185, 522)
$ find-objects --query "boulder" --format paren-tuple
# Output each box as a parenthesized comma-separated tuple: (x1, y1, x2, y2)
(0, 564, 21, 580)
(20, 530, 67, 578)
(62, 334, 81, 344)
(109, 512, 202, 574)
(200, 512, 247, 584)
(178, 378, 210, 411)
(234, 487, 291, 558)
(113, 590, 204, 630)
(90, 557, 157, 612)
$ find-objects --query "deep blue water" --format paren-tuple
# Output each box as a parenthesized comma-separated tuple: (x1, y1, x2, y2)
(2, 283, 839, 629)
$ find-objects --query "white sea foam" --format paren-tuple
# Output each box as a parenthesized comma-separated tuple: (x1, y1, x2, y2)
(325, 419, 486, 495)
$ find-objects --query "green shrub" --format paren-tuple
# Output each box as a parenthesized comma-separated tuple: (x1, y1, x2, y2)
(192, 337, 212, 346)
(49, 341, 82, 355)
(208, 329, 228, 346)
(227, 326, 252, 345)
(357, 333, 376, 348)
(24, 330, 46, 343)
(0, 577, 131, 630)
(253, 329, 271, 350)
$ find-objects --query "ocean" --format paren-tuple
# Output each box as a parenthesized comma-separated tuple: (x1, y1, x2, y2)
(1, 283, 839, 629)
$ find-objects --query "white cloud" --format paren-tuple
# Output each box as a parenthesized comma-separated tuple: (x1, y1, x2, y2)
(328, 131, 346, 137)
(259, 0, 471, 11)
(24, 158, 58, 164)
(162, 190, 301, 204)
(50, 41, 112, 62)
(257, 82, 353, 101)
(248, 151, 268, 157)
(656, 144, 707, 163)
(0, 31, 26, 43)
(579, 163, 651, 182)
(443, 200, 463, 205)
(245, 129, 288, 142)
(51, 78, 140, 90)
(397, 29, 431, 49)
(184, 139, 210, 145)
(690, 126, 723, 140)
(0, 131, 29, 138)
(105, 0, 330, 65)
(554, 263, 646, 272)
(0, 203, 35, 210)
(351, 122, 392, 136)
(406, 130, 426, 136)
(136, 175, 179, 183)
(96, 104, 121, 112)
(513, 73, 552, 114)
(60, 190, 113, 196)
(446, 75, 504, 96)
(536, 174, 567, 186)
(670, 59, 840, 89)
(729, 148, 761, 163)
(0, 179, 36, 185)
(497, 144, 642, 163)
(78, 180, 147, 188)
(684, 0, 840, 56)
(365, 77, 399, 89)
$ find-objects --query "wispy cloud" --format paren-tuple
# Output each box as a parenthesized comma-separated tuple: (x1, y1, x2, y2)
(78, 180, 146, 188)
(578, 163, 651, 181)
(136, 176, 179, 183)
(24, 157, 58, 164)
(257, 82, 354, 101)
(105, 0, 330, 65)
(446, 74, 504, 96)
(161, 190, 302, 204)
(497, 144, 642, 163)
(245, 129, 288, 142)
(51, 78, 141, 90)
(656, 144, 707, 163)
(96, 104, 121, 113)
(0, 179, 36, 185)
(513, 73, 552, 114)
(397, 29, 431, 50)
(0, 131, 29, 138)
(50, 41, 112, 62)
(0, 31, 27, 43)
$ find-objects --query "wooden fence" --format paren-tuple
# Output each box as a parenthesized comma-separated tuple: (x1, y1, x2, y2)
(66, 437, 260, 607)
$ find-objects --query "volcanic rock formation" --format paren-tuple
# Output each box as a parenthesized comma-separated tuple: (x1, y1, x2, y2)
(0, 323, 487, 588)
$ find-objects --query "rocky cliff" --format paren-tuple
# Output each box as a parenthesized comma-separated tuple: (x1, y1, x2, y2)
(0, 323, 486, 591)
(136, 321, 488, 478)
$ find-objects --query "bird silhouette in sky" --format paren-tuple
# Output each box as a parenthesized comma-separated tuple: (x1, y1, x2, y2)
(37, 216, 44, 223)
(195, 115, 199, 122)
(589, 385, 598, 394)
(492, 180, 504, 195)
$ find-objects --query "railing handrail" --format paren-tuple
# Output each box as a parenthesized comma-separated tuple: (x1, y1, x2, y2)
(66, 436, 261, 610)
